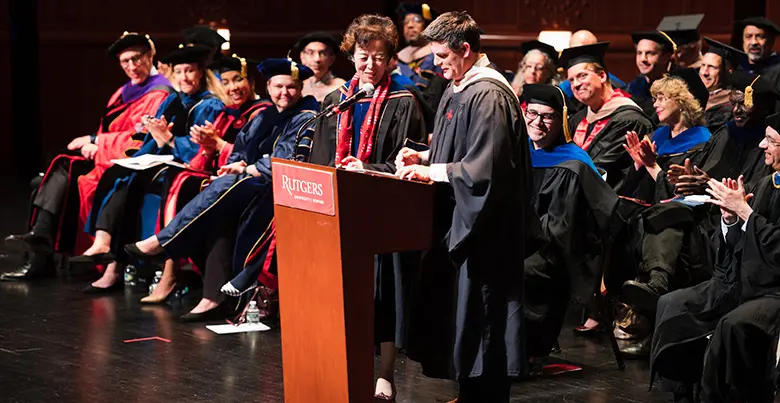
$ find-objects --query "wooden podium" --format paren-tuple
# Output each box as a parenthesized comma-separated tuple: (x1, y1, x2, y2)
(271, 158, 434, 403)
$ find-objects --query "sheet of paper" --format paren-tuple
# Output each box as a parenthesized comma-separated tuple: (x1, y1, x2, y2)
(206, 322, 271, 334)
(111, 154, 174, 170)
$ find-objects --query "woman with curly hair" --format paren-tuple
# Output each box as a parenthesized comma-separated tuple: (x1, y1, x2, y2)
(308, 14, 426, 401)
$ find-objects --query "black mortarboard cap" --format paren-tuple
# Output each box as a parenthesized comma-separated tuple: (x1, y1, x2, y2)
(520, 40, 559, 65)
(766, 113, 780, 133)
(108, 32, 155, 58)
(181, 25, 227, 50)
(657, 14, 704, 46)
(737, 17, 780, 36)
(559, 42, 610, 70)
(395, 3, 439, 22)
(631, 31, 676, 51)
(160, 44, 212, 66)
(209, 53, 259, 77)
(727, 70, 776, 108)
(522, 84, 572, 141)
(257, 58, 315, 81)
(669, 67, 709, 109)
(703, 37, 745, 68)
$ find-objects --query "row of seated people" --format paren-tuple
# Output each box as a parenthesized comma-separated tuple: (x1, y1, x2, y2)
(4, 11, 780, 403)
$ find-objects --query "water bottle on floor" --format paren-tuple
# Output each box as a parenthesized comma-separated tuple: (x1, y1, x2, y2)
(148, 271, 163, 295)
(124, 265, 137, 287)
(246, 301, 261, 324)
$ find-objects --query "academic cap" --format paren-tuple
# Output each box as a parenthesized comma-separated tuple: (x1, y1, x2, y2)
(703, 37, 745, 68)
(737, 17, 780, 36)
(257, 58, 314, 81)
(396, 2, 439, 22)
(669, 67, 709, 109)
(209, 53, 259, 77)
(656, 14, 704, 46)
(181, 25, 227, 50)
(559, 42, 610, 70)
(292, 31, 341, 56)
(108, 32, 156, 58)
(727, 70, 776, 108)
(631, 31, 676, 51)
(520, 40, 559, 65)
(522, 84, 572, 141)
(160, 44, 212, 66)
(766, 113, 780, 133)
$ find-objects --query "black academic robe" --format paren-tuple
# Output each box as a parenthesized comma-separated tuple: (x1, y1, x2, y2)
(569, 106, 655, 190)
(704, 103, 732, 134)
(524, 159, 618, 357)
(650, 174, 780, 401)
(405, 77, 534, 380)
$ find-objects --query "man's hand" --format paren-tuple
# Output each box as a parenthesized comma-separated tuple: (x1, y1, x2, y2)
(394, 147, 423, 171)
(396, 164, 430, 182)
(68, 135, 92, 150)
(80, 143, 98, 160)
(217, 161, 247, 176)
(706, 175, 754, 223)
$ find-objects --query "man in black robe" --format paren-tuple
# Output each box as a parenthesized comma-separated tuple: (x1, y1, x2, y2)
(736, 17, 780, 74)
(650, 112, 780, 403)
(628, 31, 675, 123)
(700, 37, 742, 132)
(395, 11, 533, 402)
(562, 42, 654, 190)
(521, 84, 619, 359)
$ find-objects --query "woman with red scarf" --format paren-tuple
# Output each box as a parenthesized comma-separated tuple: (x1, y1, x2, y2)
(308, 14, 426, 402)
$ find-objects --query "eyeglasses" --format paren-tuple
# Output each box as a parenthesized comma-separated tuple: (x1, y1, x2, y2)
(764, 135, 780, 147)
(525, 109, 557, 123)
(303, 49, 333, 58)
(522, 64, 545, 73)
(119, 53, 147, 67)
(404, 15, 425, 24)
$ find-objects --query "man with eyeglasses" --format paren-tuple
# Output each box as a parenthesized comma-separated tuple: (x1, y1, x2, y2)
(561, 42, 653, 190)
(291, 31, 346, 102)
(521, 84, 618, 363)
(1, 32, 173, 281)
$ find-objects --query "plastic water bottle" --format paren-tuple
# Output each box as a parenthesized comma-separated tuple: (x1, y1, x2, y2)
(246, 301, 261, 324)
(124, 266, 137, 286)
(148, 271, 163, 295)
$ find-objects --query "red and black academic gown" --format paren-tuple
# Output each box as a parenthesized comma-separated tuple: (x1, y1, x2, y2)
(154, 96, 320, 291)
(405, 57, 536, 383)
(31, 74, 173, 255)
(160, 98, 272, 229)
(650, 173, 780, 402)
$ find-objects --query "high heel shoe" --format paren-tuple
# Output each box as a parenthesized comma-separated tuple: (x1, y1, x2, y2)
(124, 243, 165, 264)
(139, 283, 180, 305)
(70, 252, 116, 266)
(179, 301, 233, 323)
(82, 280, 123, 295)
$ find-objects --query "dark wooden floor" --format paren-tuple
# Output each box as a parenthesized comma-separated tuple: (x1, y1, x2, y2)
(0, 179, 674, 403)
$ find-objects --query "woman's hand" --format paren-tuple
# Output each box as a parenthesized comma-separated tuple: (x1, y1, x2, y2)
(217, 161, 247, 176)
(706, 175, 754, 224)
(68, 135, 92, 150)
(80, 143, 98, 160)
(190, 120, 224, 154)
(143, 115, 174, 148)
(638, 136, 658, 168)
(623, 131, 645, 170)
(340, 156, 364, 171)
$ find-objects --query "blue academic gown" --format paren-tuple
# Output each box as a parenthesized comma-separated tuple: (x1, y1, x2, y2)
(86, 89, 224, 238)
(156, 95, 320, 291)
(396, 53, 443, 89)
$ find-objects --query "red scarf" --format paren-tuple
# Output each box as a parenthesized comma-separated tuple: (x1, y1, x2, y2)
(335, 73, 391, 164)
(574, 88, 633, 151)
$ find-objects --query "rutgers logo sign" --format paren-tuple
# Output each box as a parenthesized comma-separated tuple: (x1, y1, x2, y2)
(272, 162, 335, 216)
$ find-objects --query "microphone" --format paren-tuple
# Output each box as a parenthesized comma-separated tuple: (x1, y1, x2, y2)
(324, 83, 375, 118)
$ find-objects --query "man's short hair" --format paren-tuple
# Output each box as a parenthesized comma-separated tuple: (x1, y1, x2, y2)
(421, 11, 481, 52)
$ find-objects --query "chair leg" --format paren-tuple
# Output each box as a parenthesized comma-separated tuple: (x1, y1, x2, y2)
(597, 292, 626, 370)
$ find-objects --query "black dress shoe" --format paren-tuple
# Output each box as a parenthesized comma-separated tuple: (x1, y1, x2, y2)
(123, 244, 165, 264)
(4, 232, 52, 252)
(618, 335, 651, 358)
(0, 253, 55, 282)
(622, 280, 663, 313)
(82, 281, 123, 295)
(69, 253, 116, 266)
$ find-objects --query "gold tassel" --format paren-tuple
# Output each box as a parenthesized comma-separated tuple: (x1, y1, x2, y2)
(555, 86, 571, 142)
(145, 34, 156, 56)
(745, 75, 761, 109)
(290, 61, 299, 80)
(422, 3, 432, 21)
(233, 53, 247, 77)
(657, 30, 678, 63)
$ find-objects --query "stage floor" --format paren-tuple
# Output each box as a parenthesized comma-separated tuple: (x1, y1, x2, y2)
(0, 181, 675, 403)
